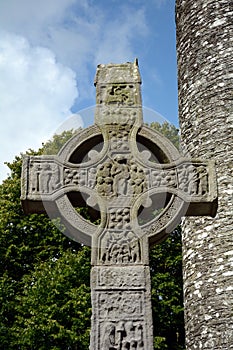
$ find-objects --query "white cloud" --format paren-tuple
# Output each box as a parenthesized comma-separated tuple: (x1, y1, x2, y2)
(0, 1, 149, 98)
(0, 1, 151, 182)
(94, 7, 148, 65)
(0, 31, 79, 182)
(0, 0, 76, 32)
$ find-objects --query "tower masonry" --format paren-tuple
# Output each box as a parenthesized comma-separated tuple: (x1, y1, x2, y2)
(176, 0, 233, 348)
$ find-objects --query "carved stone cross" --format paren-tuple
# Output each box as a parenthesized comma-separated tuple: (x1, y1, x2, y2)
(21, 61, 217, 350)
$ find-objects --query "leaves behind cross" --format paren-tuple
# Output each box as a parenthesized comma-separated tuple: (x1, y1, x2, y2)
(0, 123, 184, 349)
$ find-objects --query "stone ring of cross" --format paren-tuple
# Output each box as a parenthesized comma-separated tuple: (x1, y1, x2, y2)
(21, 108, 217, 257)
(21, 62, 217, 266)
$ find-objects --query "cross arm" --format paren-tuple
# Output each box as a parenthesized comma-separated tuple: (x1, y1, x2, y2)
(21, 155, 59, 214)
(144, 158, 218, 217)
(20, 154, 100, 246)
(21, 155, 88, 214)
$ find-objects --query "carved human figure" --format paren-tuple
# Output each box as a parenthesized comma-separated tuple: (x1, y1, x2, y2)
(88, 168, 97, 188)
(30, 163, 41, 192)
(125, 321, 136, 349)
(129, 239, 141, 263)
(187, 166, 198, 195)
(101, 231, 112, 263)
(104, 177, 114, 196)
(101, 320, 144, 350)
(136, 324, 144, 348)
(96, 162, 115, 196)
(116, 321, 126, 349)
(109, 130, 118, 150)
(111, 156, 130, 196)
(100, 229, 141, 265)
(198, 165, 208, 195)
(110, 245, 119, 264)
(120, 321, 144, 350)
(132, 178, 144, 195)
(97, 162, 112, 178)
(49, 164, 61, 191)
(102, 323, 117, 350)
(130, 163, 139, 181)
(31, 162, 60, 193)
(119, 243, 130, 263)
(96, 177, 106, 196)
(39, 164, 53, 193)
(129, 165, 147, 195)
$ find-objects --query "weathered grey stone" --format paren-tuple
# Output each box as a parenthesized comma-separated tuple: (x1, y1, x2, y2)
(21, 61, 217, 349)
(176, 0, 233, 348)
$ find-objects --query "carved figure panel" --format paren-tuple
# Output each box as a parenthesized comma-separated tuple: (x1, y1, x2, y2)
(29, 161, 61, 194)
(97, 267, 145, 288)
(100, 230, 141, 265)
(177, 164, 209, 196)
(100, 84, 136, 106)
(196, 165, 208, 195)
(101, 320, 144, 350)
(95, 157, 147, 198)
(98, 292, 143, 319)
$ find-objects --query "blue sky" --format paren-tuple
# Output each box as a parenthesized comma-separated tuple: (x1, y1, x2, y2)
(0, 0, 177, 182)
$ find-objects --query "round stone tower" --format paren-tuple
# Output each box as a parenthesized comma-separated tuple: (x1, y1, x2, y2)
(176, 0, 233, 349)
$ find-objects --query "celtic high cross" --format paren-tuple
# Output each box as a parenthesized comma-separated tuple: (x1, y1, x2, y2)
(21, 61, 217, 349)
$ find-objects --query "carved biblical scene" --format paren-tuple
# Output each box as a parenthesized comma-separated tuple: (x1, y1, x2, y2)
(100, 230, 141, 265)
(98, 267, 144, 288)
(29, 161, 61, 194)
(101, 84, 136, 106)
(177, 164, 209, 196)
(95, 157, 147, 197)
(101, 320, 144, 350)
(99, 291, 143, 319)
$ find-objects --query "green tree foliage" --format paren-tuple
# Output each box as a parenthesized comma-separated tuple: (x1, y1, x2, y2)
(14, 248, 91, 349)
(151, 227, 185, 349)
(148, 121, 180, 150)
(0, 131, 90, 349)
(0, 123, 184, 349)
